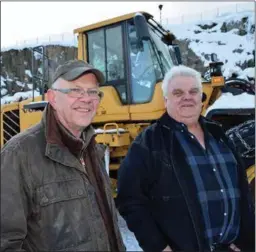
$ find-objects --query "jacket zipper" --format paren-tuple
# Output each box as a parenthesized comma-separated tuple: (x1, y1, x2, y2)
(80, 157, 85, 166)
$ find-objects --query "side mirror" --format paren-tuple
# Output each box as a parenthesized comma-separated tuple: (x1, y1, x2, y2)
(133, 13, 150, 43)
(172, 44, 182, 65)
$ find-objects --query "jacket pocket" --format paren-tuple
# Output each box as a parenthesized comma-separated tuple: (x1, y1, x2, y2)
(150, 152, 183, 199)
(36, 178, 88, 206)
(34, 178, 95, 250)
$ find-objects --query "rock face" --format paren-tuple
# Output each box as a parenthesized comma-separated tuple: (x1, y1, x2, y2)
(1, 46, 77, 99)
(175, 39, 205, 74)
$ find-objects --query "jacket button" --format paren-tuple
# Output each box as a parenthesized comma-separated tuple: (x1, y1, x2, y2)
(41, 196, 49, 204)
(77, 189, 84, 196)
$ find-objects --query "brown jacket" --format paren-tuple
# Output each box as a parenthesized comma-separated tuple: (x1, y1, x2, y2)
(1, 104, 125, 251)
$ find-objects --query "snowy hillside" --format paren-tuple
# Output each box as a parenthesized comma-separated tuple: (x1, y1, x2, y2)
(1, 10, 254, 107)
(167, 11, 255, 81)
(1, 10, 255, 107)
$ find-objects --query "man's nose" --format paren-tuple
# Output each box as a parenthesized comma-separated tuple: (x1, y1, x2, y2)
(183, 92, 192, 99)
(78, 92, 93, 102)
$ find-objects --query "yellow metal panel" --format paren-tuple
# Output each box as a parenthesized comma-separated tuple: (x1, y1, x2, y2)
(1, 102, 19, 147)
(19, 95, 47, 132)
(96, 132, 130, 147)
(19, 110, 43, 132)
(201, 83, 214, 115)
(77, 33, 86, 61)
(129, 82, 165, 120)
(93, 86, 130, 123)
(109, 164, 119, 170)
(74, 12, 151, 34)
(126, 123, 150, 139)
(109, 147, 128, 158)
(247, 165, 255, 183)
(1, 102, 19, 113)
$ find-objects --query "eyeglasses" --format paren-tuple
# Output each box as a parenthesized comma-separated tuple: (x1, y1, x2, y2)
(52, 87, 104, 99)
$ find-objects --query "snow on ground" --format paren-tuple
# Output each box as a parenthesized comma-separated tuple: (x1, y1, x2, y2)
(240, 67, 255, 80)
(206, 92, 255, 115)
(118, 214, 142, 251)
(167, 11, 255, 80)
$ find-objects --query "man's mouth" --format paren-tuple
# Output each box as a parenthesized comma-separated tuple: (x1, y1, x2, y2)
(181, 104, 194, 107)
(75, 108, 92, 112)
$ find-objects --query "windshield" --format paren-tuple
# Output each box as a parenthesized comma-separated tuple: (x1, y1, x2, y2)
(128, 23, 163, 104)
(87, 24, 127, 103)
(148, 25, 174, 73)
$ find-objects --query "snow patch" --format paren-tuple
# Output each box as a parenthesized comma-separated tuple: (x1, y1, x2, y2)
(16, 81, 25, 87)
(118, 214, 142, 251)
(27, 84, 33, 89)
(25, 70, 32, 78)
(95, 128, 126, 134)
(1, 78, 6, 87)
(167, 11, 255, 80)
(206, 92, 255, 115)
(1, 90, 40, 105)
(240, 67, 255, 79)
(34, 51, 43, 60)
(1, 89, 8, 96)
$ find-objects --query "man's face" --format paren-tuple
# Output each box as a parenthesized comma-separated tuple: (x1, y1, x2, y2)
(164, 76, 202, 125)
(48, 73, 101, 133)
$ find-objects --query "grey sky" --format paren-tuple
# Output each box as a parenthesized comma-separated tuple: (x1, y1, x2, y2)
(1, 1, 250, 47)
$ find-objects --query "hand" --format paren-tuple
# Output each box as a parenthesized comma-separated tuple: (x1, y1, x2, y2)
(163, 245, 172, 251)
(229, 243, 241, 252)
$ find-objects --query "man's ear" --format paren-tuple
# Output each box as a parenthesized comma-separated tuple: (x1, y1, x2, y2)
(164, 97, 168, 109)
(47, 89, 57, 109)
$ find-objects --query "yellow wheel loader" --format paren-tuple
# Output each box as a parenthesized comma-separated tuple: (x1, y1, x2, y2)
(1, 12, 254, 197)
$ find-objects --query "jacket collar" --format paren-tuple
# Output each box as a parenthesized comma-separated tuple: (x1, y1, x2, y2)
(41, 104, 96, 171)
(158, 112, 223, 139)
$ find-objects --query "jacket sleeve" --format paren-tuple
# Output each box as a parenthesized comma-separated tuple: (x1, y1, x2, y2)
(1, 143, 30, 251)
(234, 158, 255, 250)
(116, 140, 167, 252)
(225, 136, 255, 250)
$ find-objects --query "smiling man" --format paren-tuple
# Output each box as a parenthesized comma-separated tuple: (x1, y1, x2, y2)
(1, 60, 125, 251)
(117, 65, 255, 252)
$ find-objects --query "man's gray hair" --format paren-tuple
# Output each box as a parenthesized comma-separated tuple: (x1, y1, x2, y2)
(162, 65, 202, 97)
(51, 78, 62, 89)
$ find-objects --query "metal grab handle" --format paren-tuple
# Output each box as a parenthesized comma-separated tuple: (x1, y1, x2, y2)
(103, 123, 120, 135)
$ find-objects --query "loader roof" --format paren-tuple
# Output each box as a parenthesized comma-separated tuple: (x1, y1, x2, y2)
(73, 11, 153, 34)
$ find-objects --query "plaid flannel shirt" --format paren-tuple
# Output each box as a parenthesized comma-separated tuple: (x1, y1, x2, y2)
(174, 120, 240, 247)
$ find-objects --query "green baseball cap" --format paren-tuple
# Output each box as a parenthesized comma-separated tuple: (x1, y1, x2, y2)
(51, 60, 105, 86)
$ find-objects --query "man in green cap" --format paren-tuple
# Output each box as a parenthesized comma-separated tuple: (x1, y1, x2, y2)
(1, 60, 125, 251)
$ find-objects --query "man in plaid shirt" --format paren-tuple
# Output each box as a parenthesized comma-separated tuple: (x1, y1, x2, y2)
(117, 65, 255, 252)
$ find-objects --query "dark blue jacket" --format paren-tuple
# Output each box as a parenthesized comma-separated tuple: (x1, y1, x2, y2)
(117, 113, 255, 252)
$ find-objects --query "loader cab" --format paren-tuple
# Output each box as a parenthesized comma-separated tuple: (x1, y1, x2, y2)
(77, 12, 177, 106)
